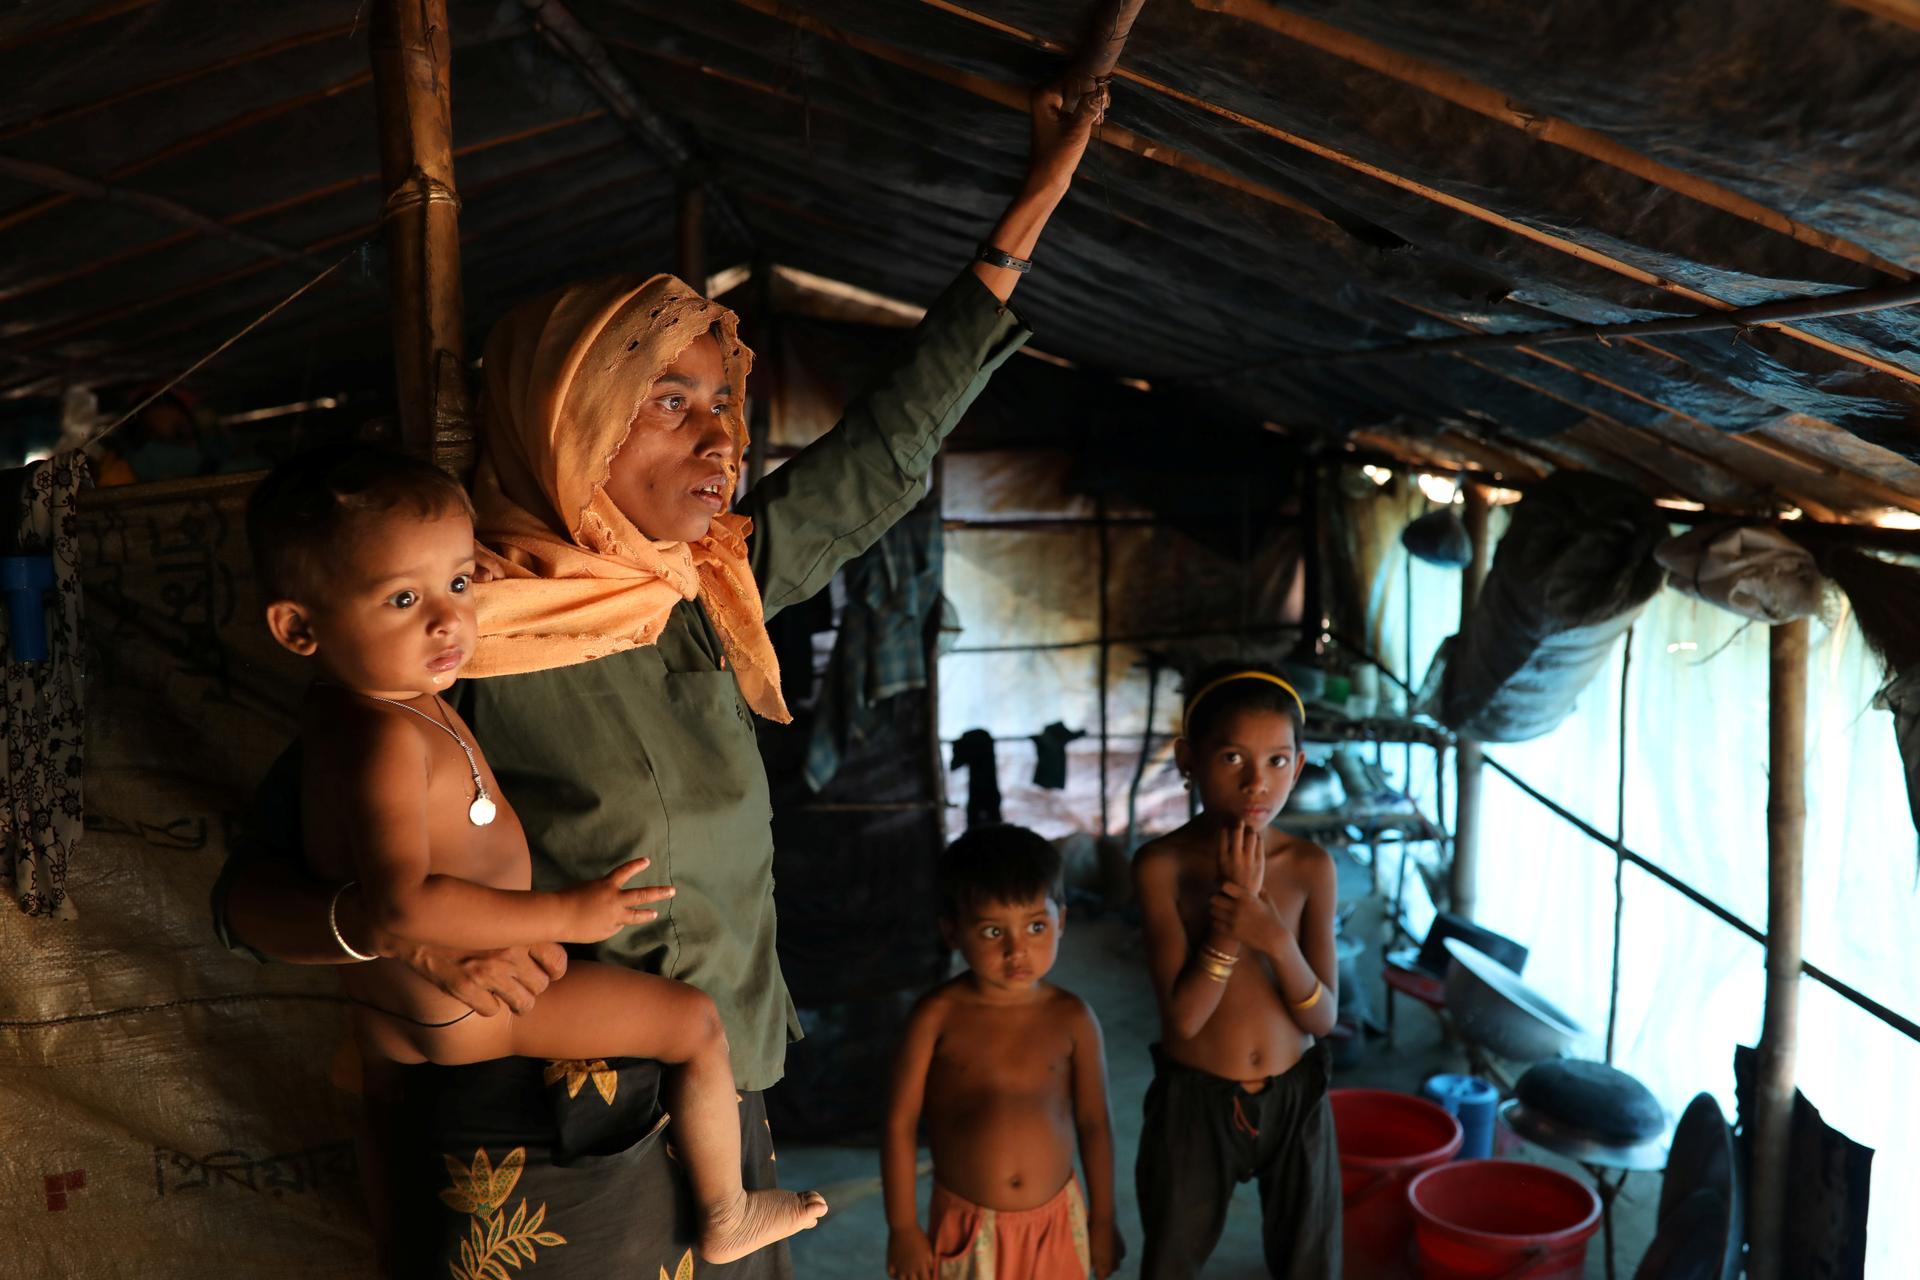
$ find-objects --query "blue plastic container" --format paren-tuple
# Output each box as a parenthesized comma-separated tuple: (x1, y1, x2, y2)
(1421, 1074, 1500, 1160)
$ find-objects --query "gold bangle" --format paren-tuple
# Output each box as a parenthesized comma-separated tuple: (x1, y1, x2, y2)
(1291, 980, 1325, 1012)
(329, 882, 379, 962)
(1196, 954, 1234, 982)
(1200, 944, 1240, 967)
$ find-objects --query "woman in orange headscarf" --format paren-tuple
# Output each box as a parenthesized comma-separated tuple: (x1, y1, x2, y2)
(219, 80, 1106, 1276)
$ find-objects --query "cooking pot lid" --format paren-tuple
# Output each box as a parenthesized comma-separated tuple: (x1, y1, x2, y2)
(1516, 1058, 1666, 1142)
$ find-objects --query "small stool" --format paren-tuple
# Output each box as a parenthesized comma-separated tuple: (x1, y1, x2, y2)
(1501, 1060, 1667, 1280)
(1382, 949, 1447, 1047)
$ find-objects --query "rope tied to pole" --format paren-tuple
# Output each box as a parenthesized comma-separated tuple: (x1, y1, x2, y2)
(380, 172, 462, 222)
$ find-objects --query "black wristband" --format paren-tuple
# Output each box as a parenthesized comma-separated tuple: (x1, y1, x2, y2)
(977, 244, 1033, 274)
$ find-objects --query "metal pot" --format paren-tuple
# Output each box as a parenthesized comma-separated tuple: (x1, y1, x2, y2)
(1443, 938, 1585, 1063)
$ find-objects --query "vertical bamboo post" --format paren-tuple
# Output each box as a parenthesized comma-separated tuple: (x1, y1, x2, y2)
(1450, 482, 1492, 919)
(370, 0, 470, 470)
(1749, 616, 1809, 1280)
(676, 182, 706, 288)
(743, 255, 774, 494)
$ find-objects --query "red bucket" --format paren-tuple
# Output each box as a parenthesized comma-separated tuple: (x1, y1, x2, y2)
(1331, 1088, 1464, 1279)
(1406, 1160, 1602, 1279)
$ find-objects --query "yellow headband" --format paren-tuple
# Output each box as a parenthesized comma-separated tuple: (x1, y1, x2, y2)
(1183, 670, 1306, 731)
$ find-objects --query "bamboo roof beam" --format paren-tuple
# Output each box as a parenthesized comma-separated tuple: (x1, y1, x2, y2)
(729, 0, 1335, 227)
(0, 119, 614, 347)
(0, 0, 158, 53)
(1451, 354, 1835, 518)
(1390, 296, 1920, 516)
(0, 69, 373, 236)
(521, 0, 757, 254)
(1838, 0, 1920, 34)
(0, 22, 358, 143)
(0, 155, 368, 291)
(1193, 0, 1912, 280)
(906, 0, 1920, 391)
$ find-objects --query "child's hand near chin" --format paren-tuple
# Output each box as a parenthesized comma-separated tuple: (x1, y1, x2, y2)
(1216, 822, 1267, 893)
(1091, 1220, 1125, 1278)
(886, 1225, 936, 1280)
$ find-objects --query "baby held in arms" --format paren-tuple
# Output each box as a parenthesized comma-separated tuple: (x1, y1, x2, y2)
(245, 443, 824, 1263)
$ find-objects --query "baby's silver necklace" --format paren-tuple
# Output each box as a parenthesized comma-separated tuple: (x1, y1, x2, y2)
(328, 685, 497, 826)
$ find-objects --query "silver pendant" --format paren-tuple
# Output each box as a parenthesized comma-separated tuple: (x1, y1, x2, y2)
(469, 793, 497, 827)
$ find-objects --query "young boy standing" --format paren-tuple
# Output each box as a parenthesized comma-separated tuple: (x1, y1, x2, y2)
(1131, 667, 1342, 1279)
(883, 826, 1124, 1280)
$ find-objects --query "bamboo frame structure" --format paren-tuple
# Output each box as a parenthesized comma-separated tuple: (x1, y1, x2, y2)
(521, 0, 757, 254)
(1448, 483, 1492, 920)
(1749, 616, 1809, 1280)
(0, 22, 358, 144)
(904, 0, 1920, 392)
(370, 0, 471, 468)
(1193, 0, 1912, 280)
(0, 70, 375, 238)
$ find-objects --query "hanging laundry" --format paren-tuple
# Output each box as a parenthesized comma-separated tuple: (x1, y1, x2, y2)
(804, 497, 943, 792)
(950, 729, 1002, 829)
(1, 453, 88, 919)
(1030, 721, 1086, 790)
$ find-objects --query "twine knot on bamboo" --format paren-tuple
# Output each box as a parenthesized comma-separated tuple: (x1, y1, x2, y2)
(381, 173, 462, 222)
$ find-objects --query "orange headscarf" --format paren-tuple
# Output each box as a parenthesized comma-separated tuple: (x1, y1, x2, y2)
(465, 274, 789, 722)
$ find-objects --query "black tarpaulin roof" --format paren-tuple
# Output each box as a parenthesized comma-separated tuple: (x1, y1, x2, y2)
(4, 0, 1920, 520)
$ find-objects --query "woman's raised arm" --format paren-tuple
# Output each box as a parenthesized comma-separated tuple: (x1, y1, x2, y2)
(744, 77, 1105, 616)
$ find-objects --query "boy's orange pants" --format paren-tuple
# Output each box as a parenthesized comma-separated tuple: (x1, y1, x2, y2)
(928, 1175, 1092, 1280)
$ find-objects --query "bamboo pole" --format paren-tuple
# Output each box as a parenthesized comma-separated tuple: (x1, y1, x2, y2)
(677, 183, 706, 286)
(369, 0, 472, 468)
(1062, 0, 1149, 107)
(1750, 616, 1809, 1280)
(1449, 483, 1492, 920)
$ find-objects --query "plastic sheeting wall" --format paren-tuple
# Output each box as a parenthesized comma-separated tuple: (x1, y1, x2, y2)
(0, 480, 372, 1276)
(935, 448, 1302, 845)
(1378, 531, 1915, 1274)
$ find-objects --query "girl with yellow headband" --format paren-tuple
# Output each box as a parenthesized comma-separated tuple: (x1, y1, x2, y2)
(1130, 664, 1342, 1278)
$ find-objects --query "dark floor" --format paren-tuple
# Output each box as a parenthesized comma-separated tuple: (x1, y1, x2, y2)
(778, 858, 1659, 1279)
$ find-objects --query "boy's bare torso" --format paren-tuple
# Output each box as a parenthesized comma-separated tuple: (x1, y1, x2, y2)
(1148, 825, 1319, 1086)
(919, 978, 1082, 1212)
(303, 693, 529, 1038)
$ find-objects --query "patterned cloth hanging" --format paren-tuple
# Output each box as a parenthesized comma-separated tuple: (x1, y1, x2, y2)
(2, 452, 87, 918)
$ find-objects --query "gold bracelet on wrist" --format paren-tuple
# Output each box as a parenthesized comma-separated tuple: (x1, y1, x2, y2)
(329, 881, 379, 962)
(1200, 944, 1240, 966)
(1291, 980, 1325, 1012)
(1195, 953, 1235, 983)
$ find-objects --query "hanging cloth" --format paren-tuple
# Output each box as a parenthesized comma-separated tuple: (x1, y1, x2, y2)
(2, 453, 88, 918)
(951, 729, 1002, 829)
(1030, 721, 1086, 790)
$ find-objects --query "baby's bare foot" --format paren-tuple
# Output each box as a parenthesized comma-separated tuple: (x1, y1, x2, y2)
(699, 1189, 828, 1264)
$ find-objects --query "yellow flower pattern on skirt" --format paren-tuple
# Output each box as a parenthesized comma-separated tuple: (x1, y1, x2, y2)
(661, 1248, 696, 1280)
(543, 1058, 619, 1105)
(439, 1146, 568, 1280)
